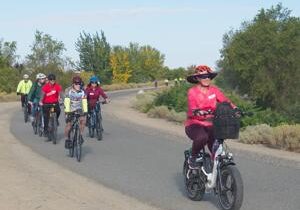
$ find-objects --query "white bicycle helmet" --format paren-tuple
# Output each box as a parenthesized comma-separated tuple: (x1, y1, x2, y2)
(23, 74, 29, 79)
(36, 73, 46, 80)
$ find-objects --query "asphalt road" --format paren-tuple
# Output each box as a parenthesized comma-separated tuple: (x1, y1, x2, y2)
(10, 89, 300, 210)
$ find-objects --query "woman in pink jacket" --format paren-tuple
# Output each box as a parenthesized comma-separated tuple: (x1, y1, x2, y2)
(185, 65, 237, 168)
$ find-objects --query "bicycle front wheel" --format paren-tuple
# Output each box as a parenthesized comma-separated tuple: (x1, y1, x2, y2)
(96, 114, 103, 141)
(75, 131, 82, 162)
(217, 165, 244, 210)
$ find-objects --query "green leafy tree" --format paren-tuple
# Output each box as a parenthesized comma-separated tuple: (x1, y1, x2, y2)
(26, 30, 66, 70)
(76, 31, 111, 83)
(217, 3, 300, 122)
(0, 39, 17, 68)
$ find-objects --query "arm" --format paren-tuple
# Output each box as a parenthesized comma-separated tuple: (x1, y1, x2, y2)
(16, 81, 22, 93)
(214, 87, 237, 109)
(27, 83, 35, 102)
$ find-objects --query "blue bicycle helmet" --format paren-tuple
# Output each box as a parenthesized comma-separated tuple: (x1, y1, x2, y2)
(89, 75, 99, 83)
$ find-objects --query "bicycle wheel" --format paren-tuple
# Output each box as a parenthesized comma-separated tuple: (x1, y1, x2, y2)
(96, 113, 103, 141)
(52, 116, 57, 144)
(24, 104, 29, 123)
(75, 130, 82, 162)
(33, 115, 38, 135)
(68, 129, 75, 157)
(38, 113, 44, 137)
(217, 165, 243, 210)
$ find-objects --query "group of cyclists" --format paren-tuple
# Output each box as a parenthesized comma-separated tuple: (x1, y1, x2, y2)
(16, 64, 239, 166)
(16, 72, 109, 150)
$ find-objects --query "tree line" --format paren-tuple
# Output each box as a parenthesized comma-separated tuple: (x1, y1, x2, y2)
(0, 30, 187, 93)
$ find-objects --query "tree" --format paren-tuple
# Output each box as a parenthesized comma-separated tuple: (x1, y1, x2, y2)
(0, 39, 17, 68)
(217, 3, 300, 121)
(76, 31, 111, 83)
(26, 30, 66, 70)
(110, 46, 132, 83)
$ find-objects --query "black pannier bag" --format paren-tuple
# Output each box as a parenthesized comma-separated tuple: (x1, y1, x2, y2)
(213, 102, 240, 139)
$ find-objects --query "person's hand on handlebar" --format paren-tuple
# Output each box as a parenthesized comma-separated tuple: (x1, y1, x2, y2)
(192, 109, 212, 116)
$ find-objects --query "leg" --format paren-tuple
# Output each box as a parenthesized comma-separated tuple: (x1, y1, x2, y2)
(185, 124, 209, 159)
(79, 115, 86, 135)
(64, 114, 73, 149)
(43, 105, 50, 134)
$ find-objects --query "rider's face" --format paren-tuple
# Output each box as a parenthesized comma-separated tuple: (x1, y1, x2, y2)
(197, 71, 211, 87)
(73, 83, 81, 90)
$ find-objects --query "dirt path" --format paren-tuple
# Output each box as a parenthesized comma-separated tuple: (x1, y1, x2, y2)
(0, 102, 160, 210)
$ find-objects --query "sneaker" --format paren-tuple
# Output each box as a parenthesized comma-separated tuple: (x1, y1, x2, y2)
(188, 156, 201, 169)
(65, 139, 72, 149)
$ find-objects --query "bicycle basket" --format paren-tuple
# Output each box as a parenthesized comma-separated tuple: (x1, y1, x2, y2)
(213, 102, 240, 139)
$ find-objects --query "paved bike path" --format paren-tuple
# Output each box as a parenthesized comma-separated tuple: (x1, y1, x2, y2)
(10, 90, 300, 210)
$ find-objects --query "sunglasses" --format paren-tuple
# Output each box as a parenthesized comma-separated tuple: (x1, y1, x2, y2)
(90, 81, 97, 84)
(197, 74, 212, 79)
(74, 82, 81, 85)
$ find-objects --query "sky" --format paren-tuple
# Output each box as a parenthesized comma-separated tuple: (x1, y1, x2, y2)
(0, 0, 299, 69)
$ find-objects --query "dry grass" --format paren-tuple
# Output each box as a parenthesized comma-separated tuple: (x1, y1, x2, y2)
(131, 91, 157, 113)
(239, 124, 300, 152)
(0, 92, 18, 102)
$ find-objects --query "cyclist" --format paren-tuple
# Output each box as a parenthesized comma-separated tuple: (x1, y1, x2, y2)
(39, 73, 62, 136)
(185, 65, 238, 168)
(28, 73, 47, 123)
(16, 74, 33, 108)
(64, 76, 87, 149)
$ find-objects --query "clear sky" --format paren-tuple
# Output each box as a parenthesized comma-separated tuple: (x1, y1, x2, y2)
(0, 0, 299, 69)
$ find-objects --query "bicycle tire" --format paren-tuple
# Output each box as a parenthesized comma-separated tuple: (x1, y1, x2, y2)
(217, 165, 244, 210)
(24, 105, 29, 123)
(96, 113, 103, 141)
(69, 129, 75, 157)
(52, 116, 57, 144)
(75, 130, 82, 162)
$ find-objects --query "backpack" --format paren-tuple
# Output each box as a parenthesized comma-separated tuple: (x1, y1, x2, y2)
(213, 102, 240, 139)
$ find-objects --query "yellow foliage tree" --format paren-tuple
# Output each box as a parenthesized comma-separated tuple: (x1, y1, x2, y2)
(110, 47, 132, 83)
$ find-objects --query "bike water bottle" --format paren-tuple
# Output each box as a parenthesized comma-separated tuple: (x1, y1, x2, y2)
(64, 97, 71, 112)
(82, 98, 88, 113)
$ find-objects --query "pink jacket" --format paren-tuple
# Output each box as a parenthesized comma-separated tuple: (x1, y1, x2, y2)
(185, 85, 236, 127)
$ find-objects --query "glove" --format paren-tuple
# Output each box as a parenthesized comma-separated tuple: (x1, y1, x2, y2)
(233, 107, 242, 118)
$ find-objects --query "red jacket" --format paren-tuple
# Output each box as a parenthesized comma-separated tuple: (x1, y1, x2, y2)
(185, 85, 236, 127)
(41, 83, 62, 104)
(85, 85, 107, 109)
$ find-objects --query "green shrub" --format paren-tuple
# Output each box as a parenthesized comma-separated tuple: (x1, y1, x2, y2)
(154, 83, 190, 112)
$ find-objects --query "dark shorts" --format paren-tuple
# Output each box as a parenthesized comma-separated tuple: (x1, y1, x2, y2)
(65, 112, 86, 123)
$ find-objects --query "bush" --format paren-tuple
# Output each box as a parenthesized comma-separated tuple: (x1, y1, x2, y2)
(147, 106, 170, 118)
(239, 124, 274, 144)
(131, 91, 157, 113)
(154, 83, 190, 112)
(239, 124, 300, 152)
